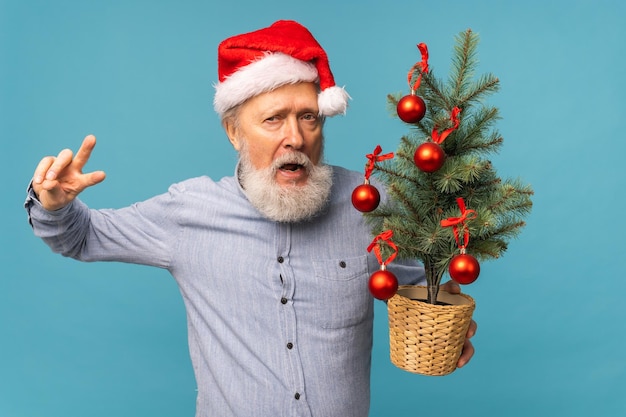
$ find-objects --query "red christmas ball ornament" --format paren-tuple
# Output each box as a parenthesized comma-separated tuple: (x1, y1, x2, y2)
(396, 94, 426, 123)
(449, 254, 480, 285)
(352, 182, 380, 212)
(414, 142, 446, 173)
(368, 268, 398, 300)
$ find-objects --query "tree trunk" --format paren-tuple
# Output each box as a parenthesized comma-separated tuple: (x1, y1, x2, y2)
(423, 257, 444, 305)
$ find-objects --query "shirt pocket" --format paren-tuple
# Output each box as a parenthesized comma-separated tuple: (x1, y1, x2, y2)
(312, 254, 373, 329)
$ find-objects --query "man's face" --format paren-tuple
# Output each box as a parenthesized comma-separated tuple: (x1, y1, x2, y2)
(225, 82, 324, 187)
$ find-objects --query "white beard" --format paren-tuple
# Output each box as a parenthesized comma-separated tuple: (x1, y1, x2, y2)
(238, 144, 333, 223)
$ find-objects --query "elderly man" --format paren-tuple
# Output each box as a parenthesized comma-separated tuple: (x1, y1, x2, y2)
(25, 20, 476, 417)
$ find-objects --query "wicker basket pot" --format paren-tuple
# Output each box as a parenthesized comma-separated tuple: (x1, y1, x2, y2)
(388, 285, 475, 376)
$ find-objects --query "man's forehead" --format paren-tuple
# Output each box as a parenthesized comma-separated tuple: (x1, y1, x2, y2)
(244, 83, 320, 112)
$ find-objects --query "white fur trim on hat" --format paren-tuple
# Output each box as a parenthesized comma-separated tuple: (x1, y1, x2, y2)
(214, 53, 318, 117)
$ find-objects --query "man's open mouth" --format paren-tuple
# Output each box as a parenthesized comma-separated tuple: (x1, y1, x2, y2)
(280, 163, 304, 172)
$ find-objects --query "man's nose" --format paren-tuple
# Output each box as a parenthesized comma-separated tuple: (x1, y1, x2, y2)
(283, 117, 304, 149)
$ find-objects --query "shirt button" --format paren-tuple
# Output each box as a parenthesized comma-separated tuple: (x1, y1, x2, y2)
(277, 256, 284, 263)
(295, 392, 301, 400)
(339, 261, 346, 268)
(286, 342, 293, 349)
(281, 297, 288, 304)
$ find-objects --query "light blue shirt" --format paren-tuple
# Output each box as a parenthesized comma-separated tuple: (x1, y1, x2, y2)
(25, 165, 425, 417)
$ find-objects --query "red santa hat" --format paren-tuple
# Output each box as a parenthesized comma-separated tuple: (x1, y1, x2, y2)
(213, 20, 350, 118)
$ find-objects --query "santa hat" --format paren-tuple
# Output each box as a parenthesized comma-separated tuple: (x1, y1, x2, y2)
(213, 20, 350, 118)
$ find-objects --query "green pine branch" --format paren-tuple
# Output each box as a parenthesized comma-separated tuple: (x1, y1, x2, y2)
(449, 29, 479, 100)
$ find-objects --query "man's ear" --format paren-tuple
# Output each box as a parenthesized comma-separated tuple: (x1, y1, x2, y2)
(223, 119, 242, 151)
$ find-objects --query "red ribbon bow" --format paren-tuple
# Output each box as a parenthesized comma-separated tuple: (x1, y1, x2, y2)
(407, 43, 429, 93)
(364, 145, 394, 180)
(440, 197, 477, 250)
(432, 106, 462, 144)
(367, 230, 398, 267)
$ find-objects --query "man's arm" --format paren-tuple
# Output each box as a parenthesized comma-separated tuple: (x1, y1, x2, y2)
(26, 134, 173, 268)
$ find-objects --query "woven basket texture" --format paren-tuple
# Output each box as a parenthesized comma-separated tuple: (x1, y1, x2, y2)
(388, 285, 475, 376)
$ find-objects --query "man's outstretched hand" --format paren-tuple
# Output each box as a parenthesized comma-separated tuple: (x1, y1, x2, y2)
(32, 135, 106, 211)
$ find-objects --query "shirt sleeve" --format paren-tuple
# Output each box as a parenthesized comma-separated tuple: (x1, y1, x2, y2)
(387, 258, 426, 286)
(24, 182, 180, 269)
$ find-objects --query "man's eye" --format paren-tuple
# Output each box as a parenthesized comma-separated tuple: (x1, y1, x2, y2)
(302, 113, 317, 121)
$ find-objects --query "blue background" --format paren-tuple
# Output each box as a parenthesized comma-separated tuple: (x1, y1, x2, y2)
(2, 0, 625, 416)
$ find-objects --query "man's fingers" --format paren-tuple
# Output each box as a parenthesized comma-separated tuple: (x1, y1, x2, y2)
(44, 148, 74, 181)
(456, 320, 477, 369)
(31, 136, 103, 211)
(73, 135, 97, 171)
(33, 156, 56, 184)
(441, 280, 461, 294)
(457, 338, 475, 368)
(33, 135, 99, 186)
(467, 319, 477, 339)
(84, 170, 107, 187)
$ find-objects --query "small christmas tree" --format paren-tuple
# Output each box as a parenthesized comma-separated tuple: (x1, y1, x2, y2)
(366, 29, 533, 305)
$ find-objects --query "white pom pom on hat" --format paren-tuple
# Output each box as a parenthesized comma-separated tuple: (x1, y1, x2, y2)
(213, 20, 350, 118)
